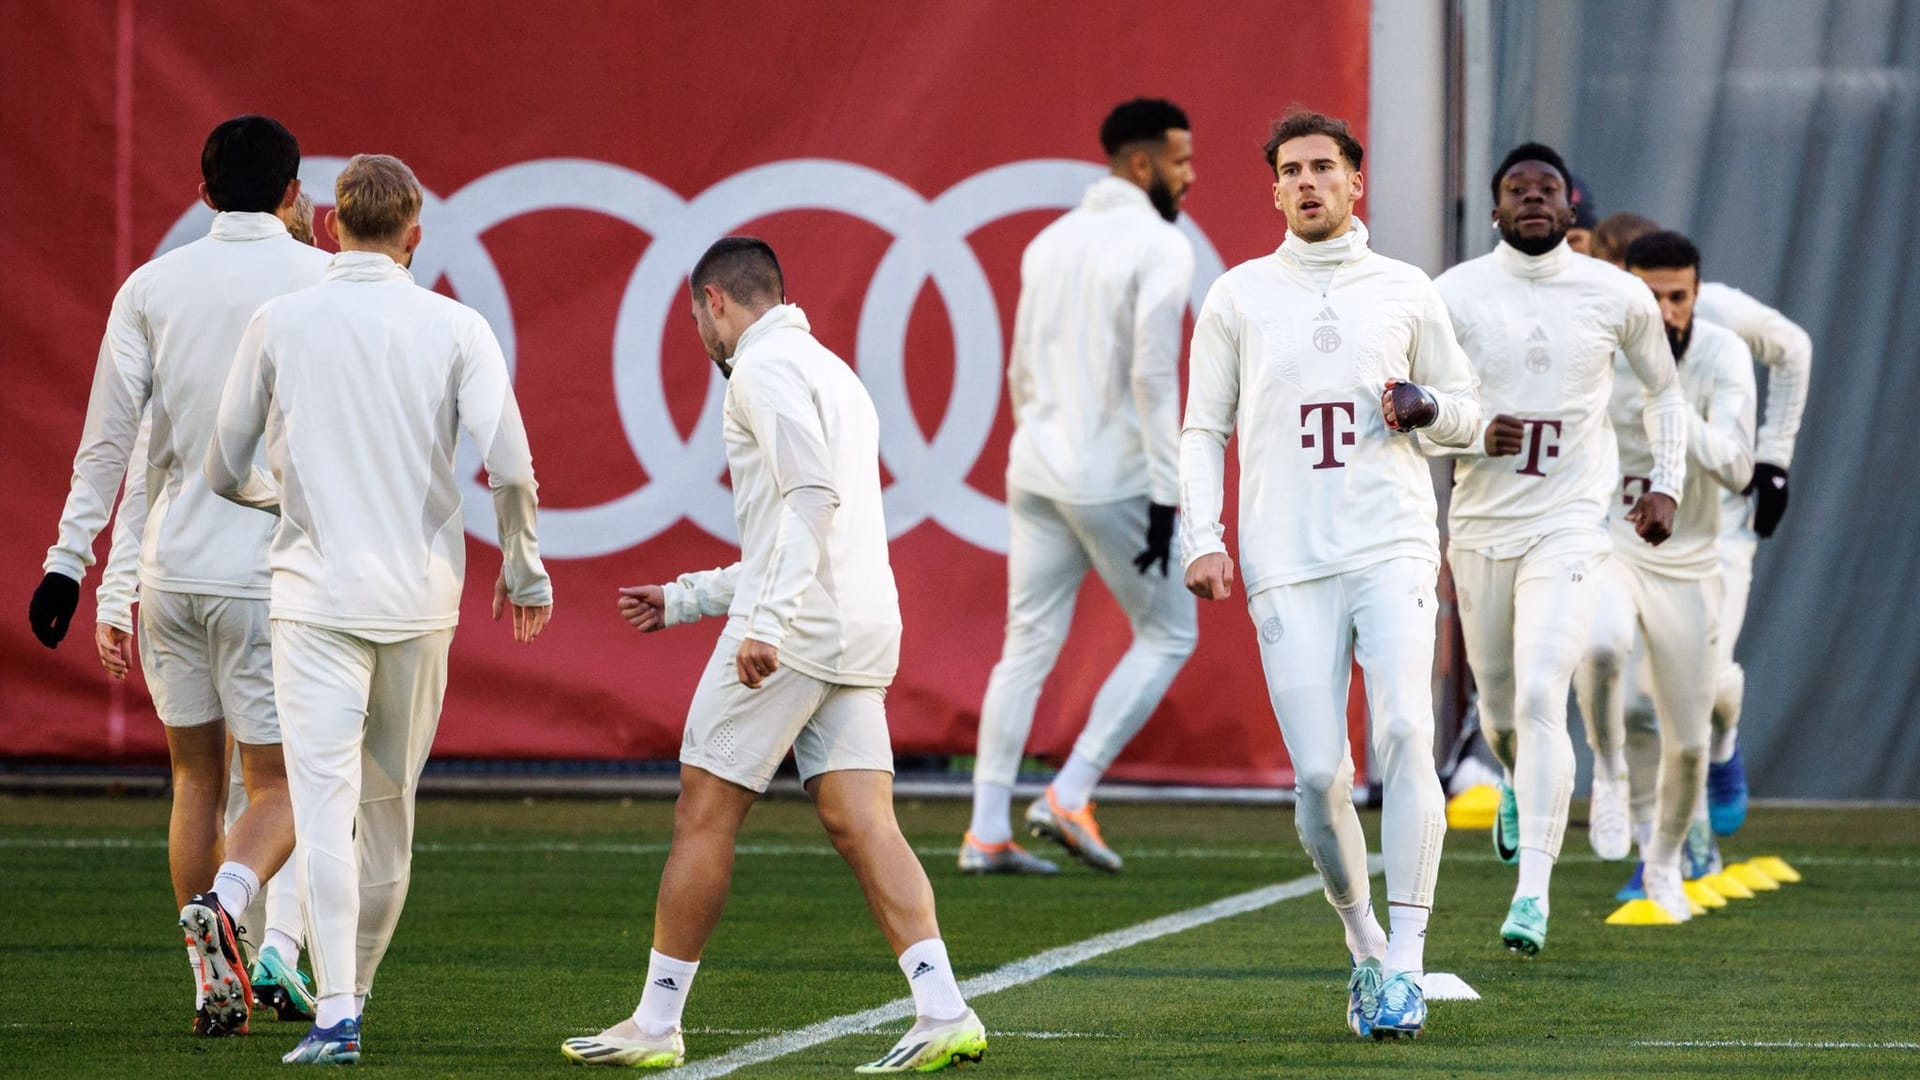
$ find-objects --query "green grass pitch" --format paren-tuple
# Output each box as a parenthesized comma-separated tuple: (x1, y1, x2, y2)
(2, 794, 1917, 1076)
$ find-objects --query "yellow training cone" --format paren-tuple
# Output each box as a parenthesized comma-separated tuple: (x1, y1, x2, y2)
(1700, 870, 1755, 899)
(1683, 880, 1727, 909)
(1447, 784, 1500, 830)
(1750, 856, 1802, 883)
(1728, 862, 1782, 891)
(1606, 899, 1682, 926)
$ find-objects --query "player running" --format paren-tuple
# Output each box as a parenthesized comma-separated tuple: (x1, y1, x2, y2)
(1180, 109, 1479, 1039)
(566, 238, 985, 1072)
(208, 153, 554, 1064)
(1573, 230, 1755, 920)
(962, 97, 1199, 876)
(1429, 143, 1688, 955)
(27, 115, 325, 1036)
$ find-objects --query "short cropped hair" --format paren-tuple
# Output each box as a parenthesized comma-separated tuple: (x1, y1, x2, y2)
(1624, 230, 1702, 274)
(1490, 141, 1571, 202)
(1592, 212, 1661, 264)
(286, 190, 315, 245)
(1262, 108, 1364, 172)
(334, 154, 422, 243)
(200, 116, 300, 213)
(1099, 98, 1190, 158)
(690, 237, 784, 307)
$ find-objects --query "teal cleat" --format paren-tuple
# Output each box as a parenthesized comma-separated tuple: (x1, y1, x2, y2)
(1371, 971, 1427, 1039)
(1707, 745, 1749, 836)
(1615, 861, 1647, 901)
(1346, 958, 1383, 1037)
(1500, 896, 1547, 955)
(283, 1017, 361, 1064)
(252, 946, 316, 1022)
(1493, 783, 1519, 865)
(1682, 819, 1715, 881)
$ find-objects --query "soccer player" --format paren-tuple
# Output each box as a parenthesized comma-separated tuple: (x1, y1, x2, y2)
(564, 239, 985, 1072)
(1430, 143, 1687, 955)
(1588, 211, 1812, 838)
(1572, 230, 1755, 920)
(1565, 176, 1597, 256)
(27, 115, 326, 1035)
(961, 97, 1199, 876)
(1180, 109, 1479, 1039)
(207, 153, 554, 1065)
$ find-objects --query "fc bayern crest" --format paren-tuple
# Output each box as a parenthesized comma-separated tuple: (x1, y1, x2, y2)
(1525, 346, 1552, 373)
(1260, 616, 1285, 644)
(1313, 325, 1342, 353)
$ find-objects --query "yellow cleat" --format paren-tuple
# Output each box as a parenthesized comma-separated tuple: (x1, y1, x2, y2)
(1750, 856, 1802, 883)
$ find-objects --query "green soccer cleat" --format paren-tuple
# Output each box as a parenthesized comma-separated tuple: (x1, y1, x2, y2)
(855, 1009, 987, 1073)
(560, 1019, 686, 1068)
(1500, 896, 1547, 955)
(252, 946, 317, 1022)
(1493, 783, 1519, 865)
(1346, 957, 1383, 1037)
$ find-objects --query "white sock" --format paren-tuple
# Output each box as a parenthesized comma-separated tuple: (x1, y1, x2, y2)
(315, 993, 354, 1028)
(210, 862, 260, 918)
(968, 783, 1013, 845)
(353, 994, 366, 1015)
(264, 928, 301, 962)
(898, 938, 968, 1021)
(1632, 820, 1654, 852)
(187, 946, 206, 1008)
(1050, 754, 1103, 812)
(1711, 727, 1738, 765)
(1515, 847, 1553, 914)
(633, 949, 700, 1036)
(1334, 898, 1387, 962)
(1384, 905, 1429, 975)
(1594, 749, 1628, 783)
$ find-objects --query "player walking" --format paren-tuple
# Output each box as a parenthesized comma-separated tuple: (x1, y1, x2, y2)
(1180, 110, 1479, 1039)
(962, 98, 1199, 876)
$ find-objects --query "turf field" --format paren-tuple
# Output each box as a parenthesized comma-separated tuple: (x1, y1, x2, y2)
(2, 794, 1916, 1077)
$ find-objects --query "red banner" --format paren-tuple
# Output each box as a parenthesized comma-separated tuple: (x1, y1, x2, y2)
(0, 1, 1372, 785)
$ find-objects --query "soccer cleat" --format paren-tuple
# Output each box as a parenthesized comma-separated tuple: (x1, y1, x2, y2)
(1588, 776, 1632, 861)
(560, 1019, 686, 1068)
(181, 893, 251, 1036)
(252, 945, 317, 1022)
(1025, 789, 1121, 873)
(1346, 957, 1383, 1037)
(1706, 745, 1749, 836)
(1492, 783, 1519, 865)
(1371, 971, 1427, 1039)
(1500, 896, 1547, 955)
(1643, 863, 1694, 923)
(283, 1017, 361, 1064)
(1615, 861, 1647, 901)
(854, 1009, 987, 1073)
(956, 832, 1058, 876)
(1682, 819, 1715, 881)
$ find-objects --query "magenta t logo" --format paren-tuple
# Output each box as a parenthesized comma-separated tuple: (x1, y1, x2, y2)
(1516, 418, 1564, 477)
(1300, 401, 1358, 470)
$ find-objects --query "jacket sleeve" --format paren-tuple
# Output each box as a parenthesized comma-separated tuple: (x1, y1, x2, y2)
(662, 563, 742, 626)
(204, 308, 283, 513)
(1407, 279, 1481, 449)
(1699, 284, 1811, 468)
(1177, 282, 1238, 568)
(728, 357, 839, 649)
(1691, 337, 1757, 493)
(96, 412, 152, 634)
(1415, 278, 1491, 459)
(456, 314, 552, 607)
(1131, 232, 1194, 506)
(44, 278, 154, 582)
(1619, 289, 1689, 501)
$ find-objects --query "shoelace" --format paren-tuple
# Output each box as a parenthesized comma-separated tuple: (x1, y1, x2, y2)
(1379, 976, 1417, 1014)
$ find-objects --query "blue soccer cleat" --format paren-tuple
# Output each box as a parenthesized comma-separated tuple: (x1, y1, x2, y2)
(1371, 971, 1427, 1039)
(1707, 745, 1749, 837)
(283, 1017, 361, 1065)
(1616, 860, 1647, 901)
(1347, 957, 1383, 1037)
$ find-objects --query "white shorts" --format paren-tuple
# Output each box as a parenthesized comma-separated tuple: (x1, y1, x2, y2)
(137, 588, 277, 743)
(681, 635, 894, 793)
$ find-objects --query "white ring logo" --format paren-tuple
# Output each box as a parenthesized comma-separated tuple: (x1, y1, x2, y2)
(158, 158, 1225, 557)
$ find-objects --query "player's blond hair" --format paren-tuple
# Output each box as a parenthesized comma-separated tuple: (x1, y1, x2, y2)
(334, 154, 421, 243)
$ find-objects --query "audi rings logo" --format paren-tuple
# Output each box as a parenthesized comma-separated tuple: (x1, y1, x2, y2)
(158, 157, 1226, 558)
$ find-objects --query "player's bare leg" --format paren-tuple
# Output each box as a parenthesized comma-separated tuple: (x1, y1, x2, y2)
(165, 723, 229, 908)
(653, 764, 759, 961)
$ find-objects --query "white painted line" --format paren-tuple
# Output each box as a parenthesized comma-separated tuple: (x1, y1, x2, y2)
(1417, 972, 1479, 1001)
(673, 861, 1373, 1079)
(1638, 1040, 1920, 1050)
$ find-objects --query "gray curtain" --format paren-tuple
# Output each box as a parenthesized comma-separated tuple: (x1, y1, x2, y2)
(1481, 0, 1920, 798)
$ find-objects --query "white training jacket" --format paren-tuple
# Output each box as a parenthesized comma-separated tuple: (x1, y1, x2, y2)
(206, 251, 551, 635)
(1178, 220, 1481, 594)
(1695, 281, 1811, 470)
(1005, 176, 1194, 507)
(660, 305, 902, 687)
(1606, 319, 1755, 579)
(43, 213, 329, 627)
(1431, 240, 1689, 556)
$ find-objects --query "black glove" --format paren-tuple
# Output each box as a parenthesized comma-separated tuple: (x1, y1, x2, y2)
(1747, 462, 1789, 538)
(28, 571, 80, 648)
(1133, 503, 1177, 576)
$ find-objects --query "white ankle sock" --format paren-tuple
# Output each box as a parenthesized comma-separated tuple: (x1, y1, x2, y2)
(633, 949, 700, 1036)
(210, 862, 260, 918)
(1334, 898, 1387, 961)
(1632, 820, 1653, 852)
(315, 993, 354, 1028)
(898, 938, 967, 1021)
(353, 994, 366, 1015)
(968, 783, 1013, 845)
(264, 928, 300, 962)
(1515, 847, 1553, 914)
(1049, 754, 1103, 812)
(1711, 727, 1737, 765)
(1384, 905, 1429, 975)
(1595, 750, 1628, 783)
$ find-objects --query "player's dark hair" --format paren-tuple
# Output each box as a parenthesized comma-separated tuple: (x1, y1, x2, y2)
(1262, 108, 1364, 173)
(1099, 98, 1189, 159)
(690, 236, 784, 307)
(1490, 141, 1570, 201)
(1624, 230, 1701, 275)
(200, 116, 300, 214)
(1592, 212, 1661, 264)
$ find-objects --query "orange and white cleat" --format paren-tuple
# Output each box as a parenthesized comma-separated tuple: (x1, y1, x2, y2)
(957, 831, 1058, 875)
(181, 893, 252, 1035)
(1025, 788, 1122, 873)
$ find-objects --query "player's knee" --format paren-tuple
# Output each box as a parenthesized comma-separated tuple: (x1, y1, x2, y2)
(1372, 709, 1432, 756)
(1516, 677, 1569, 728)
(1584, 640, 1628, 682)
(1292, 760, 1344, 803)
